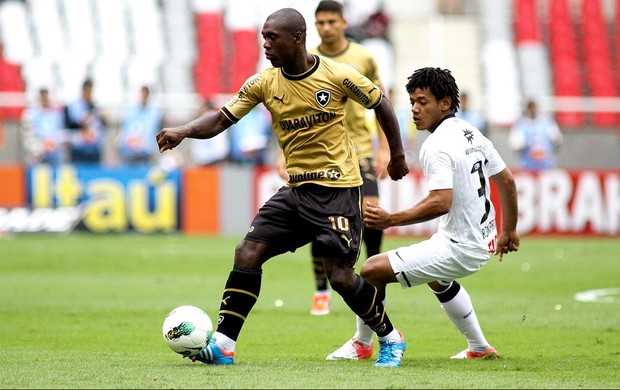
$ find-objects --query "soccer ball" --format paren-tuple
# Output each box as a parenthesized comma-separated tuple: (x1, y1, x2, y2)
(162, 305, 213, 357)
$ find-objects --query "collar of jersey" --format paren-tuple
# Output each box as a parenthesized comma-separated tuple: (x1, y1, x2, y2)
(317, 40, 351, 58)
(282, 55, 321, 81)
(430, 113, 456, 133)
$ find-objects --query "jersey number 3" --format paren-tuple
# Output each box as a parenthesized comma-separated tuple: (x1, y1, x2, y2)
(471, 160, 491, 224)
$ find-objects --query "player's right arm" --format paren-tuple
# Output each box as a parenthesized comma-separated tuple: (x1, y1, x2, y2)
(156, 111, 233, 153)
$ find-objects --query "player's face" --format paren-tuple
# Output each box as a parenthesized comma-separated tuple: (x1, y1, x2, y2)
(261, 19, 297, 68)
(409, 87, 451, 132)
(315, 11, 346, 45)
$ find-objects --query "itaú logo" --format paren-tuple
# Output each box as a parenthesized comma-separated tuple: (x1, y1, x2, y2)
(288, 169, 341, 183)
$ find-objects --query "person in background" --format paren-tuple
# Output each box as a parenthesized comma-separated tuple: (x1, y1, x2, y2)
(156, 7, 409, 367)
(508, 99, 563, 170)
(117, 85, 162, 165)
(328, 67, 519, 363)
(456, 91, 487, 136)
(21, 87, 66, 165)
(64, 78, 106, 164)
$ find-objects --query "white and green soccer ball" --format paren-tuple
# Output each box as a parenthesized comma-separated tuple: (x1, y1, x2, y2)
(162, 305, 213, 357)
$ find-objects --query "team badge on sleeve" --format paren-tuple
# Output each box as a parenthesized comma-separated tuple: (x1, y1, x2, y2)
(315, 90, 331, 107)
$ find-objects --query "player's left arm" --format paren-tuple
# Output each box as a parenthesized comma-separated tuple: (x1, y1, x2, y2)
(373, 97, 408, 181)
(490, 167, 520, 261)
(367, 55, 390, 179)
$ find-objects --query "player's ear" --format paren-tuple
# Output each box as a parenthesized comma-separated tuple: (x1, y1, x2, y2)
(440, 96, 452, 112)
(293, 30, 304, 45)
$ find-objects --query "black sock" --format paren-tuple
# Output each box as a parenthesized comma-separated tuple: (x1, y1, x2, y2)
(216, 266, 262, 341)
(312, 257, 329, 291)
(434, 281, 461, 303)
(363, 227, 383, 258)
(341, 275, 393, 337)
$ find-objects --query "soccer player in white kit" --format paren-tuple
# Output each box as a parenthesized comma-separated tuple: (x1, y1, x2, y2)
(327, 67, 519, 364)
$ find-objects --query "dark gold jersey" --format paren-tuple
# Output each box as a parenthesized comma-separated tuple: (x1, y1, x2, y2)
(310, 42, 383, 159)
(221, 54, 382, 188)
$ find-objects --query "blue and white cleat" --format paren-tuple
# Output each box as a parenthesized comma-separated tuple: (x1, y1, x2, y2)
(374, 330, 406, 367)
(191, 338, 235, 365)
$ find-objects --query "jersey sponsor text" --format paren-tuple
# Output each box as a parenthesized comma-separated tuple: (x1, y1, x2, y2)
(279, 111, 337, 131)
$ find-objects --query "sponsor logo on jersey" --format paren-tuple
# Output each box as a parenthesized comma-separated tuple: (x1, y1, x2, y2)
(273, 94, 285, 104)
(227, 76, 261, 107)
(481, 219, 496, 239)
(279, 111, 337, 131)
(465, 145, 483, 155)
(288, 169, 341, 183)
(462, 128, 474, 143)
(315, 89, 331, 107)
(342, 79, 371, 105)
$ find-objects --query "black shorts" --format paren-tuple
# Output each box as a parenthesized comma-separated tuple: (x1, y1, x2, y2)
(245, 184, 362, 266)
(359, 157, 379, 197)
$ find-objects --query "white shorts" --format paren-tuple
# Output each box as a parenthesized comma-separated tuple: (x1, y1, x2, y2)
(387, 233, 491, 288)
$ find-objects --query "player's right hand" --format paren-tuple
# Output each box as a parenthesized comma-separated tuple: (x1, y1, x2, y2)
(156, 127, 186, 153)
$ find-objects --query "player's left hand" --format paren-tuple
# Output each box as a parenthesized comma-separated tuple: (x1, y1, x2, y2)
(387, 155, 409, 181)
(494, 231, 520, 262)
(364, 201, 392, 230)
(374, 148, 390, 179)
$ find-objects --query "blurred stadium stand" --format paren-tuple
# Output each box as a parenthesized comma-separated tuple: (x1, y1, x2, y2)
(0, 0, 618, 167)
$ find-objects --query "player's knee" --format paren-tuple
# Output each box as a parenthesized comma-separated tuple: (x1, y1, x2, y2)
(234, 240, 262, 269)
(326, 266, 356, 293)
(360, 255, 384, 286)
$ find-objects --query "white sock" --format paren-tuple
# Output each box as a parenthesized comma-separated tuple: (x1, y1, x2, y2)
(440, 285, 489, 353)
(354, 315, 374, 346)
(377, 328, 401, 342)
(212, 331, 236, 352)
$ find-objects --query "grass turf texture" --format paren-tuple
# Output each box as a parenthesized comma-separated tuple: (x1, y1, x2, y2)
(1, 233, 619, 389)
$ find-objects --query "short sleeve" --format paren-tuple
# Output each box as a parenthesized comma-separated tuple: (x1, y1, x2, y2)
(339, 64, 383, 110)
(221, 73, 263, 123)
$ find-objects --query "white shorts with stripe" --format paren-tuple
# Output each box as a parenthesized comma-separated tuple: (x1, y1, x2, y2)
(387, 232, 491, 288)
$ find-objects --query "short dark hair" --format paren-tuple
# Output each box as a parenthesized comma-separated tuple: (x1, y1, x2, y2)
(405, 67, 460, 112)
(315, 0, 344, 16)
(269, 8, 307, 37)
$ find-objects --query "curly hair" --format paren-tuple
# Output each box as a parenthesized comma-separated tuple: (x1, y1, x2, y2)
(405, 67, 460, 112)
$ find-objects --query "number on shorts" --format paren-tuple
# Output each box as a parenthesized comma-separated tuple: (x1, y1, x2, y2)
(328, 216, 349, 231)
(471, 160, 491, 224)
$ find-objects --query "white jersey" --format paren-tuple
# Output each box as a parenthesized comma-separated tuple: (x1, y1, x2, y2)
(419, 115, 506, 256)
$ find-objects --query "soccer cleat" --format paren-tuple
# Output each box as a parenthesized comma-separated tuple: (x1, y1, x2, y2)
(374, 330, 406, 367)
(326, 338, 373, 360)
(450, 346, 500, 360)
(190, 338, 235, 365)
(310, 291, 331, 315)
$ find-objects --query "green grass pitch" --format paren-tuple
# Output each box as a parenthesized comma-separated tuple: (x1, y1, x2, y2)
(1, 233, 619, 388)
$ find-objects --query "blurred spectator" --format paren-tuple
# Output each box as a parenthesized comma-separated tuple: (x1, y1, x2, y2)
(228, 104, 271, 166)
(456, 91, 487, 136)
(437, 0, 464, 14)
(117, 86, 162, 165)
(189, 99, 229, 166)
(509, 99, 563, 170)
(64, 78, 106, 164)
(21, 87, 66, 164)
